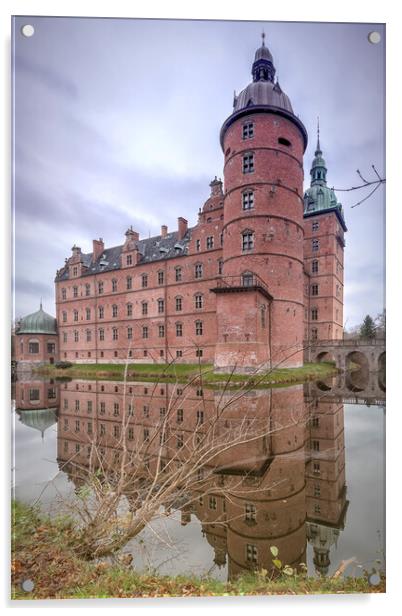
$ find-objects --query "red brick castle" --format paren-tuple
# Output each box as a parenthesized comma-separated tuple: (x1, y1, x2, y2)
(47, 37, 346, 372)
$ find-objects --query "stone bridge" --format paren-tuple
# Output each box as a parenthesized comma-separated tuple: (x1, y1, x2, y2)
(304, 369, 385, 406)
(305, 338, 386, 374)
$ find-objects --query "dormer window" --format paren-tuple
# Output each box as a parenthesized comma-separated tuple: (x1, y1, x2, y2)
(126, 254, 132, 266)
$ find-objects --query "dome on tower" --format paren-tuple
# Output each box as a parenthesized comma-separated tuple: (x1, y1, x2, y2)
(234, 80, 293, 114)
(254, 43, 273, 63)
(17, 304, 57, 335)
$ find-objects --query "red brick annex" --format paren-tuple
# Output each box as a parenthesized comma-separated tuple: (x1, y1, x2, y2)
(16, 37, 347, 373)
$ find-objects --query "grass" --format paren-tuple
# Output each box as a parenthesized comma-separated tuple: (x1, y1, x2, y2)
(35, 361, 338, 387)
(11, 501, 384, 600)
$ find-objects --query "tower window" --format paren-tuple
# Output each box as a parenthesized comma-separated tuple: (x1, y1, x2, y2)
(311, 328, 318, 341)
(242, 153, 254, 174)
(311, 308, 318, 321)
(245, 503, 256, 521)
(242, 190, 254, 210)
(242, 272, 254, 287)
(278, 137, 291, 147)
(141, 274, 148, 288)
(242, 122, 254, 139)
(312, 221, 319, 231)
(158, 298, 164, 314)
(311, 284, 319, 296)
(206, 236, 214, 249)
(195, 320, 203, 336)
(126, 276, 132, 289)
(175, 297, 182, 311)
(195, 293, 203, 309)
(175, 267, 182, 282)
(195, 263, 203, 279)
(312, 259, 319, 273)
(312, 239, 320, 252)
(242, 230, 254, 252)
(112, 279, 117, 292)
(218, 259, 223, 275)
(246, 544, 258, 564)
(176, 322, 183, 337)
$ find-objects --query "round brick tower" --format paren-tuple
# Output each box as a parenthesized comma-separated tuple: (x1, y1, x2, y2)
(213, 35, 308, 372)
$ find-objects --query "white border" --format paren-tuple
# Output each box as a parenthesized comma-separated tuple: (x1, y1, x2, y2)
(2, 1, 399, 614)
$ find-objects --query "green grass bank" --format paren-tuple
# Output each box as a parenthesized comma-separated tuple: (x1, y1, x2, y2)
(12, 501, 383, 600)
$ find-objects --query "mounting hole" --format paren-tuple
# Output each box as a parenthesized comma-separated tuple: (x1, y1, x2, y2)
(368, 572, 381, 586)
(21, 579, 35, 592)
(368, 31, 381, 44)
(21, 24, 35, 37)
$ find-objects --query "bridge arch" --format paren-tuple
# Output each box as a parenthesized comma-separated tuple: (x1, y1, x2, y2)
(316, 351, 336, 364)
(345, 350, 369, 372)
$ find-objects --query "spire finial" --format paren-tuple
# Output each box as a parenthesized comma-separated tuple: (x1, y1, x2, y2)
(316, 116, 321, 152)
(40, 297, 43, 310)
(261, 30, 266, 47)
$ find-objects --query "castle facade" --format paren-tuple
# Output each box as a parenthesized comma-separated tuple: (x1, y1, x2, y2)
(50, 38, 346, 372)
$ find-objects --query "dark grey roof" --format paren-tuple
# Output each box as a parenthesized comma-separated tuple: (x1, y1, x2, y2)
(234, 80, 293, 114)
(56, 229, 192, 281)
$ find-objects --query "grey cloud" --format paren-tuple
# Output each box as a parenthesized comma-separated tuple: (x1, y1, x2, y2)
(15, 54, 79, 99)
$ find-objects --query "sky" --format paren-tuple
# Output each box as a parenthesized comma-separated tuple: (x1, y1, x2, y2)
(12, 17, 385, 328)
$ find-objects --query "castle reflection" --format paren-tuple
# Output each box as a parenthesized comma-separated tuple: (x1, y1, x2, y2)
(14, 373, 384, 579)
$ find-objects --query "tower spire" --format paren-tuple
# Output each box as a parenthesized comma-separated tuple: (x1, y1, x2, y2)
(261, 30, 266, 47)
(316, 116, 321, 153)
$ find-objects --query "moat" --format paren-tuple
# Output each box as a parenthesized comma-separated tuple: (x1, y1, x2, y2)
(12, 370, 385, 581)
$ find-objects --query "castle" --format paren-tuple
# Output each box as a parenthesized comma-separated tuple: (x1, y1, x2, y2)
(16, 36, 347, 372)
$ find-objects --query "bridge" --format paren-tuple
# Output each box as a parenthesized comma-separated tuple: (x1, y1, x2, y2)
(304, 368, 385, 406)
(305, 338, 386, 374)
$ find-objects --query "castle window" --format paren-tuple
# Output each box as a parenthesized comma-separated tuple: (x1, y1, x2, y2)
(312, 221, 319, 232)
(175, 297, 182, 311)
(112, 327, 118, 340)
(312, 259, 319, 273)
(196, 409, 204, 424)
(28, 341, 39, 354)
(245, 503, 256, 521)
(74, 331, 79, 342)
(196, 349, 203, 358)
(142, 326, 148, 339)
(141, 274, 148, 288)
(175, 267, 182, 282)
(261, 305, 266, 328)
(312, 440, 320, 451)
(195, 320, 203, 336)
(126, 254, 132, 266)
(62, 311, 67, 323)
(142, 301, 148, 315)
(158, 270, 164, 285)
(242, 230, 254, 252)
(176, 322, 183, 337)
(127, 327, 133, 339)
(176, 350, 183, 357)
(86, 329, 91, 342)
(220, 232, 223, 246)
(86, 307, 91, 320)
(99, 328, 104, 341)
(177, 408, 183, 424)
(128, 427, 134, 440)
(242, 153, 254, 174)
(85, 283, 91, 296)
(73, 286, 78, 298)
(311, 284, 319, 296)
(114, 425, 120, 439)
(73, 310, 78, 322)
(242, 122, 254, 139)
(63, 332, 67, 343)
(206, 236, 214, 249)
(100, 401, 105, 414)
(158, 325, 165, 338)
(246, 545, 258, 564)
(313, 462, 320, 474)
(157, 298, 164, 314)
(195, 263, 203, 279)
(127, 276, 132, 290)
(112, 305, 118, 317)
(127, 303, 133, 316)
(177, 433, 183, 449)
(196, 239, 201, 252)
(218, 259, 223, 275)
(195, 293, 203, 309)
(278, 137, 292, 147)
(242, 190, 254, 210)
(314, 504, 321, 514)
(61, 288, 67, 300)
(73, 267, 78, 277)
(311, 308, 318, 321)
(312, 239, 320, 252)
(209, 496, 217, 510)
(98, 306, 104, 319)
(312, 416, 320, 428)
(98, 281, 104, 294)
(242, 272, 254, 287)
(311, 328, 318, 341)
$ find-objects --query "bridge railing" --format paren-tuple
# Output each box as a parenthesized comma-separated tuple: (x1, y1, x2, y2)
(307, 338, 385, 348)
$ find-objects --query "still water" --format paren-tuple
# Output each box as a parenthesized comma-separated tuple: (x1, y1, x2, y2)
(12, 371, 385, 581)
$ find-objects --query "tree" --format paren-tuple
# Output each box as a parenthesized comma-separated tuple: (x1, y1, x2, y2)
(375, 309, 386, 338)
(360, 315, 376, 339)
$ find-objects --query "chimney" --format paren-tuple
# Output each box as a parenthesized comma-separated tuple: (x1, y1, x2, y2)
(177, 217, 188, 240)
(161, 225, 168, 238)
(92, 238, 104, 263)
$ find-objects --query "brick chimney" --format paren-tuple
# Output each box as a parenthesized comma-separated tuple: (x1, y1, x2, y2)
(161, 225, 168, 238)
(177, 217, 188, 240)
(92, 238, 104, 263)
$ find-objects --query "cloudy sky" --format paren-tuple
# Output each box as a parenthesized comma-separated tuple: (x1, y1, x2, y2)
(12, 17, 385, 327)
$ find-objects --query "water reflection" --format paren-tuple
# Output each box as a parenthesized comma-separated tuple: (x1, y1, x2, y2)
(13, 371, 385, 580)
